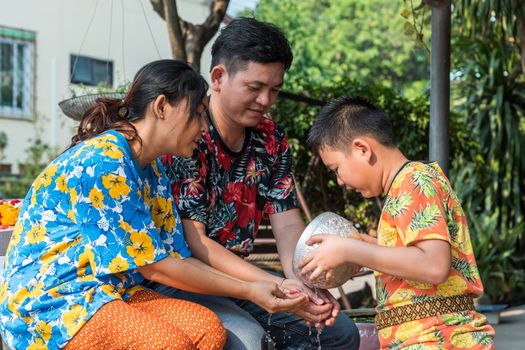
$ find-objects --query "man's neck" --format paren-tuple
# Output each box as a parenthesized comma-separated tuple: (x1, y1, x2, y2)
(209, 98, 246, 152)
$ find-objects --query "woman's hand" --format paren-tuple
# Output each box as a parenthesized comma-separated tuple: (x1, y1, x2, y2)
(246, 280, 308, 314)
(281, 279, 339, 328)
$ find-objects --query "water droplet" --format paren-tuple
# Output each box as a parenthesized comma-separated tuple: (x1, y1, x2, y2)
(316, 327, 323, 350)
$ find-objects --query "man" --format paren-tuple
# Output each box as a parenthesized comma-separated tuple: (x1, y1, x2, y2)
(153, 18, 360, 349)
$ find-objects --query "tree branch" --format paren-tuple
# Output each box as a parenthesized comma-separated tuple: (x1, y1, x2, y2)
(201, 0, 230, 43)
(150, 0, 165, 19)
(163, 0, 187, 61)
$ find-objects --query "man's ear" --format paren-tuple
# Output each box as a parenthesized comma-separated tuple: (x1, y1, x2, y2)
(210, 65, 226, 92)
(352, 138, 373, 162)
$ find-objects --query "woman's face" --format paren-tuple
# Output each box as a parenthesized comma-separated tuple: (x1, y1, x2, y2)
(163, 97, 208, 157)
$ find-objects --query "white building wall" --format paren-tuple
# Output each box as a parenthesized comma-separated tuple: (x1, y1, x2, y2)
(0, 0, 214, 173)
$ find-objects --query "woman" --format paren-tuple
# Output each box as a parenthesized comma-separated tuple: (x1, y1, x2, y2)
(0, 60, 307, 350)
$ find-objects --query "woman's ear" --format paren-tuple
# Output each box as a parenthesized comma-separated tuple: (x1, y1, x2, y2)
(152, 94, 167, 119)
(210, 65, 226, 92)
(352, 138, 373, 162)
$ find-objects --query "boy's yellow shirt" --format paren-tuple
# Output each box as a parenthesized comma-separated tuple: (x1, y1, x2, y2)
(375, 161, 483, 312)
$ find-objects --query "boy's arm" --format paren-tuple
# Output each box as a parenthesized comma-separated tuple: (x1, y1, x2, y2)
(300, 235, 451, 286)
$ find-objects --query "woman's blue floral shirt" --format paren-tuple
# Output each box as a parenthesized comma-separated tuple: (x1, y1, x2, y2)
(0, 130, 191, 350)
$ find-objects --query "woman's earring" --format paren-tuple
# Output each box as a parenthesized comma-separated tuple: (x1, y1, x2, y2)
(160, 114, 164, 120)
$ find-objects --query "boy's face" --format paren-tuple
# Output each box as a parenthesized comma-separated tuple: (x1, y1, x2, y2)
(319, 143, 383, 198)
(212, 61, 284, 127)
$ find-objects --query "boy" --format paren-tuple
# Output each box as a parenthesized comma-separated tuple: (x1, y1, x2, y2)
(301, 96, 495, 349)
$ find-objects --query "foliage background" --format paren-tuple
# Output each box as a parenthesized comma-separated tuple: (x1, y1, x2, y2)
(241, 0, 525, 304)
(1, 0, 523, 305)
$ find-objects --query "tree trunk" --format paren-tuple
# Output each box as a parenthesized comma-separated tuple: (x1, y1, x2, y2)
(150, 0, 230, 73)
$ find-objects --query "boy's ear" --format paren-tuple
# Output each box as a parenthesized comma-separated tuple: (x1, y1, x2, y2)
(352, 138, 373, 162)
(210, 65, 226, 92)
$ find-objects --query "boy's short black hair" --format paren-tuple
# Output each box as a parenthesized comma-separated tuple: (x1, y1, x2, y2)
(308, 96, 396, 154)
(210, 17, 293, 75)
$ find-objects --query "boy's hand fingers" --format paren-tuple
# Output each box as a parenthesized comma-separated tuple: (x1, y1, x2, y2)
(298, 254, 314, 269)
(308, 266, 325, 283)
(305, 234, 326, 246)
(299, 259, 318, 278)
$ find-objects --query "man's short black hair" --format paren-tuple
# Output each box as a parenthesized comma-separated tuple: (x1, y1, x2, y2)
(210, 17, 293, 75)
(308, 96, 396, 154)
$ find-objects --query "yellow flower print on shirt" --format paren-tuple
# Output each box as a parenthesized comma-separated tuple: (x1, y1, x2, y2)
(28, 281, 44, 298)
(88, 188, 105, 209)
(119, 219, 132, 233)
(0, 283, 8, 304)
(100, 284, 121, 299)
(126, 230, 155, 265)
(108, 256, 130, 273)
(102, 173, 130, 199)
(33, 164, 58, 191)
(67, 209, 76, 223)
(6, 223, 23, 254)
(152, 196, 175, 232)
(77, 247, 96, 277)
(8, 287, 30, 317)
(35, 320, 53, 342)
(100, 142, 124, 159)
(62, 304, 89, 336)
(27, 338, 48, 350)
(56, 174, 68, 193)
(143, 183, 152, 207)
(26, 225, 47, 244)
(70, 188, 78, 206)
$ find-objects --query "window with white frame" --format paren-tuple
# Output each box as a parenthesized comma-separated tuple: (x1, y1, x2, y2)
(0, 26, 35, 118)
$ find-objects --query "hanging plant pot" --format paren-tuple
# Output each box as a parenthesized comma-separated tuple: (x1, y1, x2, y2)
(58, 92, 126, 121)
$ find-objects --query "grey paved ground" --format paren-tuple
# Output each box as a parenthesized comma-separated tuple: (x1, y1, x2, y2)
(494, 304, 525, 349)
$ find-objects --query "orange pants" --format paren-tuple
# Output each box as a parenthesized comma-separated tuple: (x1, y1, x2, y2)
(64, 290, 227, 350)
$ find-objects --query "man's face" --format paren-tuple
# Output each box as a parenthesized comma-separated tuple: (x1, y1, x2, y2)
(214, 61, 285, 127)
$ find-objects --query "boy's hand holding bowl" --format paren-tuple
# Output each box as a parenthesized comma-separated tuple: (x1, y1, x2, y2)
(293, 212, 362, 289)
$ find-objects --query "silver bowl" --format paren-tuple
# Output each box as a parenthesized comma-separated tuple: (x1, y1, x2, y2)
(293, 212, 361, 289)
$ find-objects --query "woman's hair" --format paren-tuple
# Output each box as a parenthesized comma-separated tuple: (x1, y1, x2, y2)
(69, 59, 208, 149)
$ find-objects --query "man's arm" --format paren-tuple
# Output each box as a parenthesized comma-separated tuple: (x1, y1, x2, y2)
(269, 208, 305, 279)
(182, 218, 283, 284)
